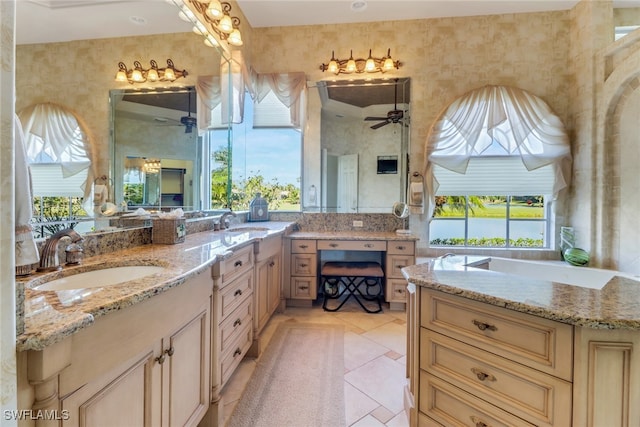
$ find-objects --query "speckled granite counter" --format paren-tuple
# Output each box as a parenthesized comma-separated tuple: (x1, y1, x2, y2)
(17, 222, 294, 352)
(288, 230, 419, 241)
(401, 255, 640, 330)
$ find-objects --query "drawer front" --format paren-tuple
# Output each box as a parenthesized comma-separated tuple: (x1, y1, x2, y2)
(386, 279, 408, 303)
(386, 254, 415, 278)
(220, 270, 253, 320)
(291, 276, 317, 299)
(255, 234, 282, 262)
(219, 297, 252, 355)
(220, 322, 253, 386)
(291, 253, 317, 276)
(419, 371, 535, 427)
(222, 245, 253, 284)
(291, 239, 317, 254)
(387, 240, 415, 255)
(317, 240, 386, 251)
(421, 290, 573, 380)
(421, 329, 571, 426)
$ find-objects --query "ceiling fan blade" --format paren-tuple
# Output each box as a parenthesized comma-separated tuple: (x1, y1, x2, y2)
(370, 120, 390, 130)
(365, 116, 388, 121)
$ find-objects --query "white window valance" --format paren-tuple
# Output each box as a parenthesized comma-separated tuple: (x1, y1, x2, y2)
(18, 102, 97, 213)
(424, 85, 571, 217)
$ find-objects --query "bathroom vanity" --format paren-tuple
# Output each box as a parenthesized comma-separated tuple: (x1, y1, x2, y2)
(402, 256, 640, 427)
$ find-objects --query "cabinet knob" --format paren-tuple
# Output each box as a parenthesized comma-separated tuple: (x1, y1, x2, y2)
(234, 289, 243, 296)
(364, 243, 374, 248)
(165, 347, 175, 357)
(233, 318, 242, 327)
(470, 416, 490, 427)
(396, 245, 406, 250)
(472, 319, 497, 332)
(329, 243, 338, 248)
(234, 260, 243, 267)
(299, 244, 308, 249)
(155, 354, 166, 365)
(471, 367, 496, 382)
(269, 261, 275, 267)
(233, 348, 242, 357)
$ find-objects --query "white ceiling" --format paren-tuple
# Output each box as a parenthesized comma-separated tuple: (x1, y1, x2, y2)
(15, 0, 640, 45)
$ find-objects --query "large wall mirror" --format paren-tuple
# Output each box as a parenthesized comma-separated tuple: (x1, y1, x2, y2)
(317, 77, 410, 213)
(111, 87, 201, 211)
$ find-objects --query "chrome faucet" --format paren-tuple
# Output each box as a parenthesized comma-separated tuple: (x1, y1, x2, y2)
(219, 210, 237, 230)
(37, 228, 83, 272)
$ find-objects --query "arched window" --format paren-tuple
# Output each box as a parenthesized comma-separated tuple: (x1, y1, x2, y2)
(425, 85, 571, 248)
(18, 103, 97, 236)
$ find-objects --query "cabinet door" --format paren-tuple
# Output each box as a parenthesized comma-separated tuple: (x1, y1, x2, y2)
(255, 259, 271, 334)
(61, 346, 161, 427)
(267, 253, 281, 315)
(162, 307, 211, 427)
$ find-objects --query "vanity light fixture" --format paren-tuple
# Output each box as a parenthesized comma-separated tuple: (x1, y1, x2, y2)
(320, 49, 401, 75)
(115, 59, 188, 84)
(172, 0, 243, 48)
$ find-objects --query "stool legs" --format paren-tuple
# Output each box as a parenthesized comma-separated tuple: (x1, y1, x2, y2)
(322, 275, 383, 313)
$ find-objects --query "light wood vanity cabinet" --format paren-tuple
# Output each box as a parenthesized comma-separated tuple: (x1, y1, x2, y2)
(288, 239, 318, 304)
(386, 240, 415, 307)
(24, 271, 212, 427)
(407, 286, 640, 426)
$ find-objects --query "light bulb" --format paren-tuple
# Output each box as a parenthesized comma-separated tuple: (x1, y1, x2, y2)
(164, 68, 176, 81)
(346, 59, 356, 73)
(365, 57, 376, 72)
(131, 69, 144, 82)
(115, 70, 128, 82)
(383, 57, 394, 71)
(328, 60, 338, 74)
(206, 0, 223, 19)
(228, 29, 243, 46)
(192, 22, 207, 36)
(147, 68, 159, 82)
(217, 15, 233, 33)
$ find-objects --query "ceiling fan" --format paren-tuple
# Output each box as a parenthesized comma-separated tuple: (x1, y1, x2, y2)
(364, 79, 405, 130)
(151, 89, 197, 134)
(179, 89, 196, 134)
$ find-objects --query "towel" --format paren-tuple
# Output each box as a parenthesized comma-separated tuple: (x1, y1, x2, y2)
(14, 115, 40, 268)
(93, 184, 108, 206)
(408, 179, 424, 215)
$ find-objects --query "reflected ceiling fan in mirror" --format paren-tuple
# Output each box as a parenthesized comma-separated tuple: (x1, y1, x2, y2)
(179, 89, 196, 133)
(364, 79, 406, 129)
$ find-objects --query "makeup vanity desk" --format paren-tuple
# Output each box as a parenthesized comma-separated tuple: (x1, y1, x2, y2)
(284, 231, 419, 310)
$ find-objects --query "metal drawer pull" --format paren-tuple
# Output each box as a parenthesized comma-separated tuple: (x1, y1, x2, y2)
(299, 286, 308, 290)
(233, 348, 242, 357)
(472, 319, 497, 332)
(164, 347, 175, 357)
(299, 244, 308, 249)
(329, 243, 339, 248)
(396, 245, 406, 250)
(364, 243, 374, 248)
(470, 416, 490, 427)
(396, 289, 404, 293)
(471, 367, 496, 382)
(155, 354, 165, 365)
(234, 260, 243, 267)
(269, 261, 275, 267)
(396, 265, 406, 269)
(233, 318, 242, 327)
(234, 289, 243, 296)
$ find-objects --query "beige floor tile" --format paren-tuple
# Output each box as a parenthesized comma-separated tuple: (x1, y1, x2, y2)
(350, 414, 387, 427)
(385, 410, 410, 427)
(344, 331, 390, 371)
(345, 356, 407, 414)
(371, 405, 395, 424)
(344, 382, 380, 425)
(362, 321, 407, 355)
(335, 310, 398, 332)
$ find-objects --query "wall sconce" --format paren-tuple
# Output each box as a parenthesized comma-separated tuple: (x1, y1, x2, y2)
(172, 0, 243, 48)
(320, 49, 401, 75)
(114, 59, 188, 84)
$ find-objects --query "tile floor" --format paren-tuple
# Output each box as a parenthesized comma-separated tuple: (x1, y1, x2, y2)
(221, 299, 410, 427)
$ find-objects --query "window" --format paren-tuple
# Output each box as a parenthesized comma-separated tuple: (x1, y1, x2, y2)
(208, 90, 302, 211)
(425, 86, 571, 249)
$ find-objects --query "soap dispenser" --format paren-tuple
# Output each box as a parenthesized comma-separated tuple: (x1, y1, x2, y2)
(249, 192, 269, 222)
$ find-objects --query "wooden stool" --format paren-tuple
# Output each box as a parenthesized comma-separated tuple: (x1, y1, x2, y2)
(321, 261, 384, 313)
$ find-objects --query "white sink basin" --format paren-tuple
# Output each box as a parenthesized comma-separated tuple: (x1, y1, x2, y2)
(34, 265, 166, 291)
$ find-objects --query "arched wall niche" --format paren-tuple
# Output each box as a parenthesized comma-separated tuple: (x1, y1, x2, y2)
(600, 33, 640, 275)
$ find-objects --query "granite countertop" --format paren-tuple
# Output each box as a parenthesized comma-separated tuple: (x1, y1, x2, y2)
(17, 222, 294, 352)
(402, 255, 640, 331)
(288, 230, 419, 241)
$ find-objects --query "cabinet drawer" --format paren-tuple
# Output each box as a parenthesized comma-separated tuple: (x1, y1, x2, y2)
(421, 329, 571, 426)
(386, 279, 408, 303)
(291, 253, 317, 276)
(317, 240, 386, 251)
(421, 291, 573, 380)
(219, 270, 253, 320)
(291, 239, 316, 254)
(387, 240, 415, 255)
(219, 297, 252, 355)
(291, 277, 317, 299)
(221, 245, 253, 284)
(386, 254, 415, 278)
(419, 371, 535, 427)
(220, 322, 252, 386)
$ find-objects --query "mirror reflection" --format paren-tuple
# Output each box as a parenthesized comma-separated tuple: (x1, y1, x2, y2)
(318, 77, 410, 213)
(111, 87, 200, 212)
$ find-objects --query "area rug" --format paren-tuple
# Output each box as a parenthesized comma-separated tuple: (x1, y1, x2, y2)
(227, 322, 346, 427)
